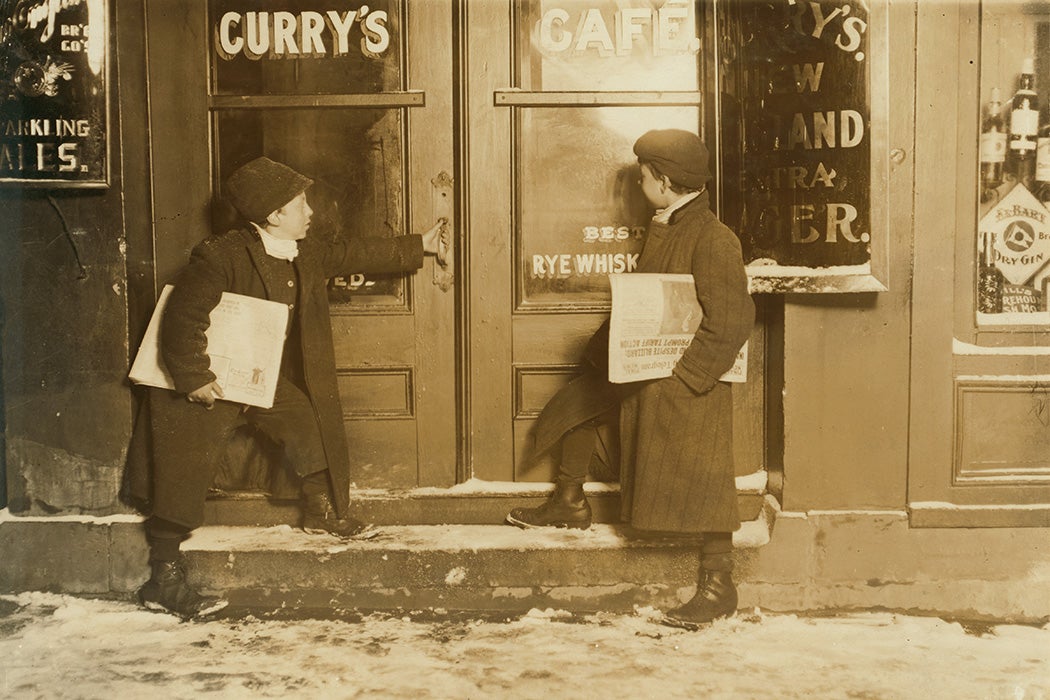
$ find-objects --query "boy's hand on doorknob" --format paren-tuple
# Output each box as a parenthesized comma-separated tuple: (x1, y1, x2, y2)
(421, 217, 448, 256)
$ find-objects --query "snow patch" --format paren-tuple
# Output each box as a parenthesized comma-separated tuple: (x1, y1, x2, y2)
(444, 567, 468, 586)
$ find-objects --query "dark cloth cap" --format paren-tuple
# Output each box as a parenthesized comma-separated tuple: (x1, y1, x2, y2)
(633, 129, 711, 189)
(224, 156, 314, 224)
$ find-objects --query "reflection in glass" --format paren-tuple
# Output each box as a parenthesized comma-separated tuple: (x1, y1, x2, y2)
(975, 3, 1050, 325)
(517, 0, 700, 91)
(518, 106, 700, 307)
(209, 0, 401, 95)
(213, 109, 408, 306)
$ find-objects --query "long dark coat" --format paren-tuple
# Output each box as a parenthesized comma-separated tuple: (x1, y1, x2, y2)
(127, 227, 423, 529)
(528, 192, 753, 534)
(619, 192, 754, 534)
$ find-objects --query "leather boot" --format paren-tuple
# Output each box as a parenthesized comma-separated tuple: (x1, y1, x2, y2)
(506, 479, 592, 529)
(138, 560, 228, 619)
(301, 492, 373, 538)
(662, 569, 738, 629)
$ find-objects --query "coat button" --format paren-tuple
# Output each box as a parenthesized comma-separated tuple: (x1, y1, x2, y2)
(288, 303, 295, 310)
(287, 280, 294, 287)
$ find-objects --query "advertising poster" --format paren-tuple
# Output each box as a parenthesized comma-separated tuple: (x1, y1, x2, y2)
(0, 0, 109, 186)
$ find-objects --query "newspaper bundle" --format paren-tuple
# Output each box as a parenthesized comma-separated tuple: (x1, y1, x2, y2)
(129, 285, 289, 408)
(608, 273, 748, 385)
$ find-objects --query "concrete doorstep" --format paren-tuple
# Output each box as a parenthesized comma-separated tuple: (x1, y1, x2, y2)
(0, 500, 777, 614)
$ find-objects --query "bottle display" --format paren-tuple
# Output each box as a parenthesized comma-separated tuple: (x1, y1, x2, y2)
(977, 231, 1004, 314)
(1035, 99, 1050, 204)
(977, 54, 1050, 323)
(1006, 58, 1039, 191)
(980, 87, 1007, 200)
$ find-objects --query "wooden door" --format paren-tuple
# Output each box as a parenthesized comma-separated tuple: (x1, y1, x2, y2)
(146, 0, 457, 489)
(461, 0, 768, 489)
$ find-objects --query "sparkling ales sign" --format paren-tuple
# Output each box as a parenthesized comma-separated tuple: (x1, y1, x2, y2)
(0, 0, 109, 187)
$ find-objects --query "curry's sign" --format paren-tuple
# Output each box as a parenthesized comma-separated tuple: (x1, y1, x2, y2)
(0, 0, 108, 187)
(214, 6, 391, 60)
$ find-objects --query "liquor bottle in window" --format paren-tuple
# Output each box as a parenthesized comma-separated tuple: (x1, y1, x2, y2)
(1035, 101, 1050, 205)
(1007, 58, 1039, 191)
(980, 87, 1007, 201)
(977, 230, 1004, 314)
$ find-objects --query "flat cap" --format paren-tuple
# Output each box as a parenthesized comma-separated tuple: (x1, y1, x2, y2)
(633, 129, 710, 189)
(224, 156, 314, 224)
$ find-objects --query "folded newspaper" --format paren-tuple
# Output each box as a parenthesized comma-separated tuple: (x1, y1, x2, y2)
(129, 285, 289, 408)
(608, 273, 748, 385)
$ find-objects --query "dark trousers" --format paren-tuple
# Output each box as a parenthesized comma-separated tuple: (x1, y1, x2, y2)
(147, 375, 326, 532)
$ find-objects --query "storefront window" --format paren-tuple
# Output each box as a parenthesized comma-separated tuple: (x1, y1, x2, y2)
(209, 0, 401, 95)
(975, 2, 1050, 326)
(731, 0, 873, 279)
(516, 0, 700, 92)
(518, 105, 699, 307)
(511, 0, 705, 309)
(213, 109, 407, 307)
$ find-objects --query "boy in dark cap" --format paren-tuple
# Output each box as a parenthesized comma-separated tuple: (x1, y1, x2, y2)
(129, 156, 446, 618)
(508, 130, 754, 628)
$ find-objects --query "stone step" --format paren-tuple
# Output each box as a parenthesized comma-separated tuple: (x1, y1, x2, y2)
(202, 481, 770, 527)
(0, 495, 777, 614)
(182, 500, 777, 613)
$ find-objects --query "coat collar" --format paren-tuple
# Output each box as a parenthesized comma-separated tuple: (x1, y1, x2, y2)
(665, 189, 711, 225)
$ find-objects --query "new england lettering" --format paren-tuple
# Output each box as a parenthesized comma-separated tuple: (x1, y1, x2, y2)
(537, 6, 699, 56)
(531, 253, 639, 278)
(215, 9, 390, 60)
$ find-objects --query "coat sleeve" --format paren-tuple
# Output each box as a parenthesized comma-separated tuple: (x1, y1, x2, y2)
(320, 234, 425, 278)
(159, 239, 229, 394)
(672, 224, 755, 395)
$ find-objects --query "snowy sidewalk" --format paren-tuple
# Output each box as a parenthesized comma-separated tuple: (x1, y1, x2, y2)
(1, 592, 1047, 699)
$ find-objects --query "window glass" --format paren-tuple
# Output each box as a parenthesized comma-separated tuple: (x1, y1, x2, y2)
(732, 0, 872, 270)
(213, 108, 407, 306)
(518, 106, 700, 307)
(517, 0, 700, 91)
(975, 3, 1050, 325)
(209, 0, 401, 95)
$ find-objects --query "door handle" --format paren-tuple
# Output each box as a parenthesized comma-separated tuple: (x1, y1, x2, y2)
(431, 171, 454, 292)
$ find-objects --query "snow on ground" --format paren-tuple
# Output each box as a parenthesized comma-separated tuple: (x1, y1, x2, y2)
(1, 593, 1047, 699)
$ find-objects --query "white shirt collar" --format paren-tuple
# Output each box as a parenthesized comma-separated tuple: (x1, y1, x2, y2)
(653, 190, 701, 224)
(252, 223, 299, 261)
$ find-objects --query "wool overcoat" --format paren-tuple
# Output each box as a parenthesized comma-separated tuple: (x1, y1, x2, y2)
(126, 227, 424, 529)
(619, 192, 754, 534)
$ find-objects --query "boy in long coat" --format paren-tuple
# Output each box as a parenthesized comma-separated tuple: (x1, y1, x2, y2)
(508, 130, 754, 627)
(128, 157, 445, 618)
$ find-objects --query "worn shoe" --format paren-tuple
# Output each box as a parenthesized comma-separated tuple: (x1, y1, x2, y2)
(662, 570, 738, 629)
(138, 560, 228, 619)
(506, 479, 592, 530)
(302, 492, 373, 538)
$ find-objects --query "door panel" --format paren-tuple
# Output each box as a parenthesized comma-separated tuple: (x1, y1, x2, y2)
(147, 0, 456, 491)
(465, 0, 767, 484)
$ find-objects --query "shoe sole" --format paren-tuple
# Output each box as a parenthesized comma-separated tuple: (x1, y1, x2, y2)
(141, 598, 229, 620)
(505, 514, 591, 530)
(303, 525, 383, 540)
(658, 610, 735, 631)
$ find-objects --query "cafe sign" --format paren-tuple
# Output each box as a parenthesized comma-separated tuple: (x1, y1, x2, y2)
(0, 0, 109, 187)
